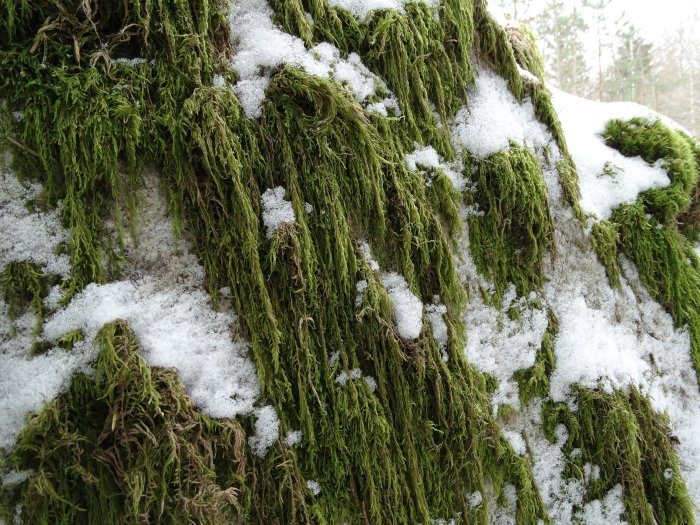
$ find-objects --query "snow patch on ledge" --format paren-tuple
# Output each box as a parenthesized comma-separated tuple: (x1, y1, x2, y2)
(549, 86, 672, 220)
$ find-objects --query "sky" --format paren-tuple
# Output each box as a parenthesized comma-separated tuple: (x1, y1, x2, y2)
(501, 0, 699, 43)
(611, 0, 699, 42)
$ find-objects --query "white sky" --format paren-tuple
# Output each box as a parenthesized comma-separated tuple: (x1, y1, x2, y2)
(611, 0, 699, 41)
(509, 0, 699, 42)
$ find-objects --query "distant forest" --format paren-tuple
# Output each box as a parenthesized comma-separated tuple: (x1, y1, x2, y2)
(497, 0, 699, 136)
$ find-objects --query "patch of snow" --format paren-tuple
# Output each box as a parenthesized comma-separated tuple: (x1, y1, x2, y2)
(405, 144, 466, 191)
(467, 491, 483, 508)
(43, 279, 260, 418)
(327, 0, 439, 19)
(549, 86, 672, 220)
(463, 281, 549, 415)
(1, 470, 31, 486)
(0, 173, 71, 277)
(425, 298, 449, 361)
(284, 430, 303, 447)
(366, 97, 401, 117)
(380, 272, 423, 340)
(261, 187, 296, 238)
(576, 485, 628, 525)
(358, 240, 380, 271)
(355, 279, 368, 307)
(502, 429, 527, 456)
(450, 69, 551, 159)
(249, 405, 280, 457)
(306, 479, 321, 496)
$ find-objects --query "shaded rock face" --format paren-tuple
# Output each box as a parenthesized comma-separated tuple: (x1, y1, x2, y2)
(1, 1, 699, 523)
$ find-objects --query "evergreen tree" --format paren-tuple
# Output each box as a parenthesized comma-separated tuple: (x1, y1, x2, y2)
(604, 21, 655, 106)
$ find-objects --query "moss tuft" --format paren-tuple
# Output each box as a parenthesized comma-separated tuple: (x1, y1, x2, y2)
(506, 24, 545, 81)
(465, 144, 555, 301)
(591, 220, 621, 288)
(543, 387, 694, 524)
(1, 320, 249, 525)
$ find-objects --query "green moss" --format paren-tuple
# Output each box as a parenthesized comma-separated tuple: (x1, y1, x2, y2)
(604, 118, 697, 222)
(612, 203, 700, 382)
(0, 261, 47, 321)
(514, 307, 558, 405)
(591, 220, 621, 288)
(1, 1, 693, 523)
(677, 137, 700, 242)
(472, 0, 523, 100)
(602, 118, 700, 382)
(543, 387, 694, 524)
(465, 144, 555, 301)
(0, 320, 250, 525)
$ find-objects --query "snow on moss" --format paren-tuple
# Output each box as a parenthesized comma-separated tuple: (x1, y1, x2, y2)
(450, 68, 551, 159)
(0, 173, 70, 277)
(248, 405, 281, 457)
(261, 187, 296, 238)
(229, 0, 382, 118)
(380, 272, 423, 340)
(404, 144, 466, 191)
(0, 173, 263, 451)
(426, 298, 449, 361)
(539, 146, 700, 511)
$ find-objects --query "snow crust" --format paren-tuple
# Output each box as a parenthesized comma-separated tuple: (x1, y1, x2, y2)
(550, 87, 672, 220)
(261, 186, 296, 238)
